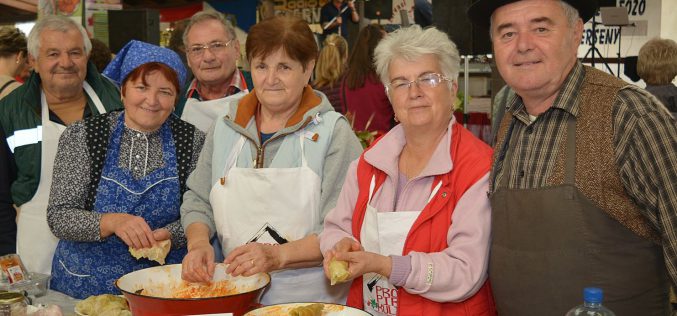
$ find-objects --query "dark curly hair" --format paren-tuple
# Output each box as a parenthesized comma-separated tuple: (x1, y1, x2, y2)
(89, 38, 112, 73)
(0, 26, 27, 58)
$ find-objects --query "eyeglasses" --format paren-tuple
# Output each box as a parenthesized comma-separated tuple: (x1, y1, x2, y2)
(386, 73, 451, 94)
(187, 39, 233, 57)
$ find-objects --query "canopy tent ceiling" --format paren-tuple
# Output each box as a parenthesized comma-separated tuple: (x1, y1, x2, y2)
(0, 0, 202, 24)
(123, 0, 201, 10)
(0, 0, 37, 24)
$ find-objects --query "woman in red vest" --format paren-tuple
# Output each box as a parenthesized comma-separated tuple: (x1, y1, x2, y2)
(319, 25, 496, 316)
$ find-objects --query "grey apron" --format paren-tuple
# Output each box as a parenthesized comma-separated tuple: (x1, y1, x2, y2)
(489, 117, 670, 316)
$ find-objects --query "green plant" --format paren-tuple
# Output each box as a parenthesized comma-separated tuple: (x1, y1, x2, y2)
(346, 112, 378, 149)
(454, 91, 470, 112)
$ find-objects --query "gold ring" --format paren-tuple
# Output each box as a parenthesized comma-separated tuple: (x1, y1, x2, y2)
(250, 259, 255, 267)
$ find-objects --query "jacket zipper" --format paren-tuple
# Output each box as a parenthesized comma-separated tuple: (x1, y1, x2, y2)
(233, 116, 314, 169)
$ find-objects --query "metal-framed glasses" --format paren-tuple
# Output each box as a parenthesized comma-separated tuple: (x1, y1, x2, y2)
(386, 73, 451, 94)
(187, 39, 233, 57)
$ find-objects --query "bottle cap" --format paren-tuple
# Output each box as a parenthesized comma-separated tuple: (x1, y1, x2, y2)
(583, 287, 603, 304)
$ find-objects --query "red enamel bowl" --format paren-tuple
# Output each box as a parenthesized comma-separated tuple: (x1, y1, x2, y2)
(116, 264, 270, 316)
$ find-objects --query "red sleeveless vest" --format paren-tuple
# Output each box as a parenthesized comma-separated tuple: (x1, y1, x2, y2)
(346, 123, 497, 316)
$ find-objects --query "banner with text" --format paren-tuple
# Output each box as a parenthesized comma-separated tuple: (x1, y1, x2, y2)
(577, 0, 661, 59)
(267, 0, 415, 32)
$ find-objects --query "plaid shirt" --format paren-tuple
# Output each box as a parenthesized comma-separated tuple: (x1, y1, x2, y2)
(185, 68, 247, 101)
(492, 61, 677, 287)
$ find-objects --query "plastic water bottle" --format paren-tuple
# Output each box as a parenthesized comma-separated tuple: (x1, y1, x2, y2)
(565, 287, 616, 316)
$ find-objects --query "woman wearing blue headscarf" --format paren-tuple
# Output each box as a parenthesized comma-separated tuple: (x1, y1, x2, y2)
(47, 40, 205, 299)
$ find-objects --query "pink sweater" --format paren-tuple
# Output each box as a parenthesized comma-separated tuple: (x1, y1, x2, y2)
(344, 76, 394, 133)
(319, 119, 492, 302)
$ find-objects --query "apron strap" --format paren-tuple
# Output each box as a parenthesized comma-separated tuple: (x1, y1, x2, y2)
(40, 91, 66, 130)
(497, 119, 517, 189)
(366, 170, 441, 205)
(427, 181, 443, 204)
(221, 135, 247, 177)
(298, 133, 309, 168)
(564, 115, 576, 184)
(497, 114, 577, 188)
(40, 82, 107, 129)
(83, 82, 107, 114)
(368, 175, 376, 203)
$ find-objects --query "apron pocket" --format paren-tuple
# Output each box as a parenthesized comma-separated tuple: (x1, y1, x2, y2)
(58, 259, 92, 278)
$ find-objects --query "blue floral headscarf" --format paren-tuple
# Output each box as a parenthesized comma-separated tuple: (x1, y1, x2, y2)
(103, 40, 187, 88)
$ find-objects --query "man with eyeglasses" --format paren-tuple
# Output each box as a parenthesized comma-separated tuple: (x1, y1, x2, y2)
(175, 11, 253, 132)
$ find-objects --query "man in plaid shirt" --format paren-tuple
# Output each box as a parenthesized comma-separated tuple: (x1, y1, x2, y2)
(468, 0, 677, 315)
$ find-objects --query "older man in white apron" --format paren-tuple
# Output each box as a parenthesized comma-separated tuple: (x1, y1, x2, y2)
(17, 86, 107, 275)
(0, 16, 122, 274)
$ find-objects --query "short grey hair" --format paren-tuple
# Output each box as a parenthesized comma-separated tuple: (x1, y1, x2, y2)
(489, 1, 581, 39)
(27, 15, 91, 59)
(183, 11, 237, 47)
(374, 25, 460, 85)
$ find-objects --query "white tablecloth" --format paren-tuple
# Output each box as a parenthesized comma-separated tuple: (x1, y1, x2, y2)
(32, 289, 79, 316)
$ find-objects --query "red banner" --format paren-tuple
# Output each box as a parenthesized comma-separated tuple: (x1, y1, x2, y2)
(159, 2, 203, 22)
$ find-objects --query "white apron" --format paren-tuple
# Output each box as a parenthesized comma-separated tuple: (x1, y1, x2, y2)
(210, 134, 348, 305)
(361, 176, 442, 316)
(16, 82, 106, 274)
(181, 91, 247, 133)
